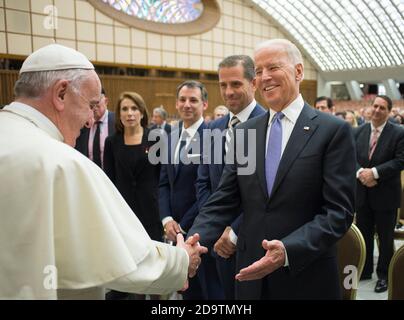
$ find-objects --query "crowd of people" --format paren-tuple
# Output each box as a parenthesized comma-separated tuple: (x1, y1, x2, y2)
(1, 39, 403, 300)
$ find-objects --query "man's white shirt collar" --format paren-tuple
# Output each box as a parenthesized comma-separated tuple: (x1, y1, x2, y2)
(371, 120, 387, 133)
(268, 94, 304, 125)
(4, 102, 64, 141)
(228, 99, 257, 124)
(182, 117, 204, 139)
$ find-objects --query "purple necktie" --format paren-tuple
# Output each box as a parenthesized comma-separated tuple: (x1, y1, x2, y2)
(265, 112, 284, 196)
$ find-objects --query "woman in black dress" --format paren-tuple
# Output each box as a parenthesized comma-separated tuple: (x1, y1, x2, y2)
(104, 91, 163, 300)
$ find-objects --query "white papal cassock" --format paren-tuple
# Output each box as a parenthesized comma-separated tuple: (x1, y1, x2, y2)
(0, 102, 188, 299)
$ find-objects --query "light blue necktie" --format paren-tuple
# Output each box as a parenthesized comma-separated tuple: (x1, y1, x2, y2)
(265, 112, 284, 196)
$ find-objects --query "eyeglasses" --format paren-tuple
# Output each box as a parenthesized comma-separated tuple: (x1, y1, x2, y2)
(69, 85, 100, 110)
(91, 96, 106, 110)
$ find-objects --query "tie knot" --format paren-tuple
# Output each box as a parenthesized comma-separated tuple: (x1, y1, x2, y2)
(181, 130, 189, 139)
(273, 112, 284, 121)
(229, 116, 240, 128)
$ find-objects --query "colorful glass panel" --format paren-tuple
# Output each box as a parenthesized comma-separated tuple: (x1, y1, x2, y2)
(101, 0, 203, 24)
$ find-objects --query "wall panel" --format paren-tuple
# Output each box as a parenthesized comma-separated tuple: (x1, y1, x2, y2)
(0, 70, 317, 116)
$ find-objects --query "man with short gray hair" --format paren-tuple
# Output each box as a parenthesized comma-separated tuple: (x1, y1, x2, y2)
(0, 44, 206, 299)
(150, 106, 171, 134)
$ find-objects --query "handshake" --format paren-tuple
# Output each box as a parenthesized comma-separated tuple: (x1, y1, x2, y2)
(175, 233, 208, 289)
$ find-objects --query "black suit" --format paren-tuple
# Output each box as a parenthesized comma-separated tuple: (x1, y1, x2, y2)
(149, 123, 171, 135)
(196, 103, 266, 299)
(189, 104, 356, 299)
(354, 122, 404, 279)
(75, 111, 115, 160)
(159, 120, 224, 299)
(103, 128, 163, 240)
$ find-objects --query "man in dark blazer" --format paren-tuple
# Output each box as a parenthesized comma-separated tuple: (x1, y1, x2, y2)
(75, 88, 115, 168)
(196, 55, 265, 299)
(188, 39, 356, 299)
(354, 95, 404, 293)
(159, 80, 223, 299)
(150, 107, 171, 134)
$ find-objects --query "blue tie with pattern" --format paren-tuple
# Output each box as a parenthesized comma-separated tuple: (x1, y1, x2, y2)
(265, 112, 284, 196)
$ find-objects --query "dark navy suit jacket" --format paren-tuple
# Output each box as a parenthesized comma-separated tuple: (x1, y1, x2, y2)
(159, 120, 207, 232)
(354, 121, 404, 210)
(189, 104, 356, 299)
(196, 103, 266, 234)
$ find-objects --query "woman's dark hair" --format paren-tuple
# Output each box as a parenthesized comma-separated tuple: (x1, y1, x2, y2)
(115, 91, 149, 133)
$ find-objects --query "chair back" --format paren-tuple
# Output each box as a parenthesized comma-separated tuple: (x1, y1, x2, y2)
(337, 224, 366, 300)
(388, 244, 404, 300)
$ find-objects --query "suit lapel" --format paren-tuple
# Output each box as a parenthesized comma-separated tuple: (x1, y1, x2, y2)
(219, 114, 230, 172)
(269, 104, 318, 199)
(82, 127, 90, 157)
(357, 124, 371, 163)
(255, 112, 271, 199)
(108, 112, 115, 135)
(170, 125, 181, 181)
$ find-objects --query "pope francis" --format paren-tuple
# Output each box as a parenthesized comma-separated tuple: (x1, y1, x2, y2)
(0, 44, 207, 300)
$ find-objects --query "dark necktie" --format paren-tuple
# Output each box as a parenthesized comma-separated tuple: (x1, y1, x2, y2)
(230, 115, 240, 128)
(93, 121, 102, 167)
(265, 112, 284, 196)
(175, 130, 189, 173)
(225, 115, 241, 153)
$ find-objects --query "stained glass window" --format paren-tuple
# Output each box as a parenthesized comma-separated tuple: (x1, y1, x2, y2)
(101, 0, 203, 24)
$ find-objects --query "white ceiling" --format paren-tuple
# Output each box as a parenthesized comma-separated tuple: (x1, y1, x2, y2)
(247, 0, 404, 81)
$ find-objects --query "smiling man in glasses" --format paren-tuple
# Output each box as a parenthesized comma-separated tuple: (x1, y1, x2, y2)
(0, 44, 207, 300)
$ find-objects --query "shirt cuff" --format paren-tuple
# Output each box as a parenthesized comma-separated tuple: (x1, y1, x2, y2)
(162, 216, 173, 226)
(179, 224, 187, 235)
(284, 247, 289, 267)
(372, 167, 379, 179)
(356, 167, 364, 178)
(229, 228, 238, 245)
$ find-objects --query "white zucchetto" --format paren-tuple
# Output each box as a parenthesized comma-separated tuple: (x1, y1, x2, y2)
(20, 44, 94, 74)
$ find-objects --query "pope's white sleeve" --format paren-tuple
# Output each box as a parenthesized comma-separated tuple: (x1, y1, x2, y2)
(103, 240, 189, 295)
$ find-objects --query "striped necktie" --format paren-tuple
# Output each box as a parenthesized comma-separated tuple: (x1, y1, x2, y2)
(368, 128, 379, 160)
(225, 116, 241, 153)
